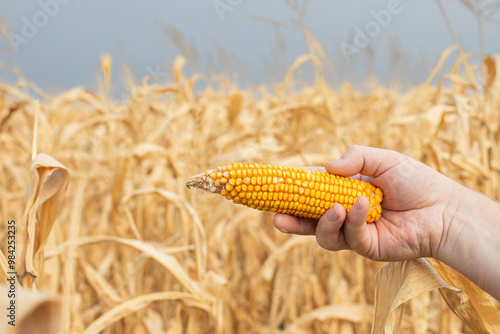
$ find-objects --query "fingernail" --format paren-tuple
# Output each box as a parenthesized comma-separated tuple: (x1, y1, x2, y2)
(353, 197, 364, 210)
(326, 205, 339, 222)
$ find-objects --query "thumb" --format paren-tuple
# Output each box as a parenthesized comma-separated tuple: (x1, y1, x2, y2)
(326, 145, 402, 179)
(343, 196, 373, 256)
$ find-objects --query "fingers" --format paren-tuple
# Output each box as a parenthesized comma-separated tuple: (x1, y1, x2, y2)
(273, 214, 317, 235)
(342, 196, 372, 255)
(325, 145, 402, 179)
(274, 197, 375, 257)
(315, 204, 350, 251)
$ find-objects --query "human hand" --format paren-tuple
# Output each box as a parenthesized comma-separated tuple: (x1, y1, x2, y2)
(273, 145, 461, 262)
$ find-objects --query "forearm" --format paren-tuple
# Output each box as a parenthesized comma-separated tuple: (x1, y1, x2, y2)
(438, 185, 500, 301)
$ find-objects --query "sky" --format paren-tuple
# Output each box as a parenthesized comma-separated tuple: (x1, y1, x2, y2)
(0, 0, 499, 96)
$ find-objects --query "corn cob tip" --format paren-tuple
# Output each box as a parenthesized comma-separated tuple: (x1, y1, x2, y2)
(186, 173, 207, 190)
(186, 170, 223, 193)
(186, 173, 204, 190)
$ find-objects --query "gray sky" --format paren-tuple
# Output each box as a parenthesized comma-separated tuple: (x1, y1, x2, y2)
(0, 0, 499, 96)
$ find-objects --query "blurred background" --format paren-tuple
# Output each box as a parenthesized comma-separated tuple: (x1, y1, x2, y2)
(1, 0, 499, 95)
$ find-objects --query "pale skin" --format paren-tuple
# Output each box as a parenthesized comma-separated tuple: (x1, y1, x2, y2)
(273, 145, 500, 301)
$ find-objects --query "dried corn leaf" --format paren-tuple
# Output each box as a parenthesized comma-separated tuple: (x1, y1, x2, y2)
(82, 292, 210, 334)
(484, 55, 500, 94)
(372, 259, 500, 334)
(427, 258, 500, 333)
(423, 45, 457, 86)
(285, 304, 374, 333)
(79, 259, 123, 305)
(100, 54, 112, 94)
(0, 251, 9, 283)
(46, 235, 206, 297)
(227, 91, 243, 125)
(0, 284, 62, 334)
(278, 54, 319, 93)
(16, 154, 70, 286)
(387, 105, 450, 146)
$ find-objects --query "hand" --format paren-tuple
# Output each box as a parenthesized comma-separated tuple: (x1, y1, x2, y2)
(273, 145, 460, 262)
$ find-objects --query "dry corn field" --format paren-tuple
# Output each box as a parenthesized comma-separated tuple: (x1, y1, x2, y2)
(1, 52, 500, 333)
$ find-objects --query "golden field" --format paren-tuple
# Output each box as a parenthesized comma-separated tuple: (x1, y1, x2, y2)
(1, 52, 500, 333)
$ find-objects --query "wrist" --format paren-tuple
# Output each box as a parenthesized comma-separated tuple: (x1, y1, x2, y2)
(436, 183, 470, 263)
(435, 183, 500, 300)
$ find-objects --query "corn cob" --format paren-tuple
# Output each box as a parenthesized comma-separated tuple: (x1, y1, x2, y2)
(186, 163, 383, 222)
